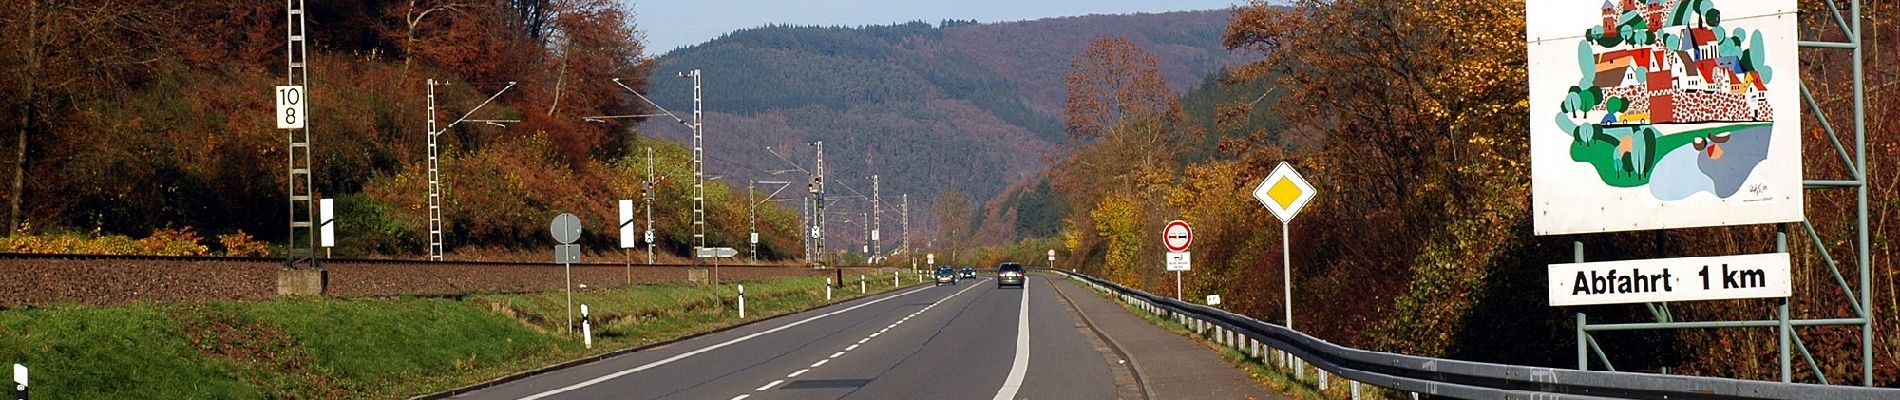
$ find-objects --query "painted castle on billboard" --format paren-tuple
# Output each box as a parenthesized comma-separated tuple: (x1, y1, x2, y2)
(1551, 0, 1777, 199)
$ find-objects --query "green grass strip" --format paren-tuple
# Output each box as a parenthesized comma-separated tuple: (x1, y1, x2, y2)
(0, 274, 902, 399)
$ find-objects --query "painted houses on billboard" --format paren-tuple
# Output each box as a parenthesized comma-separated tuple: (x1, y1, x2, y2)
(1528, 0, 1800, 235)
(1592, 0, 1772, 126)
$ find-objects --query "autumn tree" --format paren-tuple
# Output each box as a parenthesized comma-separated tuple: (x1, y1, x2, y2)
(933, 189, 975, 262)
(2, 0, 183, 235)
(1221, 0, 1530, 350)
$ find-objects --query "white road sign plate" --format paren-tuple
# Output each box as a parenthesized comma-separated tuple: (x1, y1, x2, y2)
(275, 85, 306, 129)
(1166, 251, 1191, 271)
(1206, 295, 1221, 305)
(1549, 253, 1791, 306)
(1254, 162, 1316, 223)
(618, 200, 636, 248)
(318, 198, 334, 247)
(697, 247, 739, 258)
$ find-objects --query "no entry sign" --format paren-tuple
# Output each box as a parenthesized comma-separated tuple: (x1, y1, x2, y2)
(1164, 220, 1192, 252)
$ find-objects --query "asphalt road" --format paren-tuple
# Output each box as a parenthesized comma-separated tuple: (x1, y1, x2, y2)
(454, 275, 1123, 400)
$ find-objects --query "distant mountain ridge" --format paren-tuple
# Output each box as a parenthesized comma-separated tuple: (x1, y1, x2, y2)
(638, 10, 1248, 237)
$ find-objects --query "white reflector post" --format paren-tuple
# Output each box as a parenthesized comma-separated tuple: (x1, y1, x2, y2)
(318, 198, 335, 247)
(12, 363, 23, 386)
(618, 199, 635, 248)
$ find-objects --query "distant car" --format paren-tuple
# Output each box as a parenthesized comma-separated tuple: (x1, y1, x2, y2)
(960, 267, 977, 279)
(935, 265, 957, 285)
(997, 262, 1025, 288)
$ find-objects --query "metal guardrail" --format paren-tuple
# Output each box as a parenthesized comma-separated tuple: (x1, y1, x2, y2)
(1051, 269, 1897, 400)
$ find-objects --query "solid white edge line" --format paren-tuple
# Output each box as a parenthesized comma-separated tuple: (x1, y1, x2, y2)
(516, 285, 934, 400)
(992, 277, 1030, 400)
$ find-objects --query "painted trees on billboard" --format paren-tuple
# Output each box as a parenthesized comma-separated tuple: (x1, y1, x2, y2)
(1528, 0, 1800, 235)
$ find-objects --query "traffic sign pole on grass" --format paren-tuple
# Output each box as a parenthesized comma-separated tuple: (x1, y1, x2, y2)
(551, 213, 581, 335)
(1163, 220, 1193, 300)
(1254, 162, 1315, 329)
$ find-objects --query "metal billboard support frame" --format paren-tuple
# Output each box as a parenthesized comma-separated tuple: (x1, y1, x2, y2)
(1574, 0, 1873, 386)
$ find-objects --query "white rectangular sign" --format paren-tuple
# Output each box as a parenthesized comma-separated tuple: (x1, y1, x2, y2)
(1165, 251, 1191, 272)
(317, 198, 334, 247)
(275, 85, 306, 129)
(1527, 1, 1801, 235)
(618, 199, 636, 248)
(1549, 253, 1790, 306)
(750, 232, 759, 244)
(697, 247, 738, 258)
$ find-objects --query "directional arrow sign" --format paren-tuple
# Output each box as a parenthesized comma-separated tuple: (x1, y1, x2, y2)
(697, 247, 739, 258)
(1254, 162, 1316, 223)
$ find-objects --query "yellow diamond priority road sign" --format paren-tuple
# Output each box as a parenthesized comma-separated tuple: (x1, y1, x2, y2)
(1254, 162, 1315, 223)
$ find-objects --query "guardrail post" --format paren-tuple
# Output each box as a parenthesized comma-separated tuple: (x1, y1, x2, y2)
(1250, 338, 1260, 359)
(1351, 381, 1360, 400)
(1319, 369, 1328, 390)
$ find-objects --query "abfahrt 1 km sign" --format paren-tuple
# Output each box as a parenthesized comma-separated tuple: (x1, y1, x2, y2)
(1548, 253, 1791, 306)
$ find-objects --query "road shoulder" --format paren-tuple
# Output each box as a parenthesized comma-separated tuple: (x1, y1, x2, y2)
(1047, 274, 1289, 400)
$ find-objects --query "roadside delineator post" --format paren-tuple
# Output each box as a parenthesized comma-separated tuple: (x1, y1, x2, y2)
(738, 284, 747, 319)
(825, 278, 832, 300)
(859, 275, 866, 294)
(12, 364, 24, 400)
(580, 304, 592, 349)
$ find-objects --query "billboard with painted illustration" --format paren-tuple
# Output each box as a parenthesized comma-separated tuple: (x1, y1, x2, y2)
(1527, 0, 1801, 235)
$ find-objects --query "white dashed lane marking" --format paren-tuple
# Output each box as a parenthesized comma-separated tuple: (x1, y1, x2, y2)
(737, 279, 989, 398)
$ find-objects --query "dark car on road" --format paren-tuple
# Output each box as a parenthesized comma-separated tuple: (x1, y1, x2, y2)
(996, 262, 1025, 288)
(935, 265, 957, 285)
(960, 267, 977, 279)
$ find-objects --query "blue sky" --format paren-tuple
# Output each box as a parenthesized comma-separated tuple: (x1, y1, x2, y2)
(626, 0, 1250, 55)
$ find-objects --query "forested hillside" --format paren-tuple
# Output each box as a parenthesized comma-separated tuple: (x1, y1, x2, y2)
(638, 11, 1246, 247)
(0, 0, 802, 260)
(965, 0, 1900, 386)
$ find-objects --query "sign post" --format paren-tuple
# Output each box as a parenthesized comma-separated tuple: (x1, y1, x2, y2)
(1254, 162, 1315, 329)
(1164, 220, 1193, 300)
(551, 213, 582, 334)
(1047, 249, 1056, 270)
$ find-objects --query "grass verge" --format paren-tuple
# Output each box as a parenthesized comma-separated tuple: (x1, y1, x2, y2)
(0, 274, 904, 399)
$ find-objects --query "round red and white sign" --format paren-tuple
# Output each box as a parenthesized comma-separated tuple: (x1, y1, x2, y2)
(1163, 220, 1192, 252)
